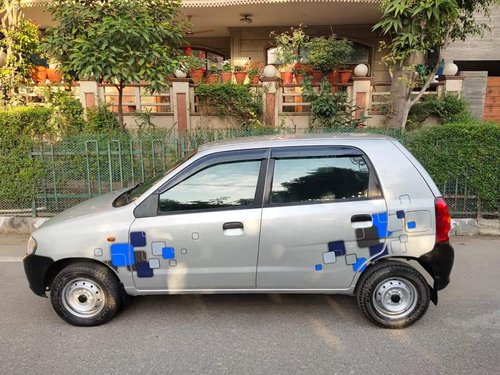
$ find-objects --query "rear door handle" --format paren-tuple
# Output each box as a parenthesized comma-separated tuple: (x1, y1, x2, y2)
(351, 214, 372, 223)
(223, 222, 244, 230)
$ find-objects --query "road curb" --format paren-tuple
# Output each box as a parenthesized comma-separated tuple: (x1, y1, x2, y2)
(0, 217, 50, 235)
(1, 215, 498, 236)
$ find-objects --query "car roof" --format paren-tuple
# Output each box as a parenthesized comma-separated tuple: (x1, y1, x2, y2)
(197, 133, 397, 153)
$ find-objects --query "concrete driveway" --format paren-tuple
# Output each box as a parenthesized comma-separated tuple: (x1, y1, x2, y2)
(0, 235, 499, 375)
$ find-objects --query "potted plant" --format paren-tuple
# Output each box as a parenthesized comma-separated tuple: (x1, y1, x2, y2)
(233, 65, 247, 84)
(338, 65, 354, 84)
(293, 63, 312, 84)
(29, 54, 49, 84)
(247, 62, 263, 84)
(306, 35, 354, 84)
(221, 60, 232, 83)
(46, 59, 63, 83)
(270, 25, 309, 84)
(206, 63, 219, 84)
(185, 55, 205, 84)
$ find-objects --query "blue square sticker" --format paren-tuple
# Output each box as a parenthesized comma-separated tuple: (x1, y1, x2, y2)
(110, 243, 135, 267)
(396, 210, 405, 219)
(327, 241, 346, 256)
(315, 264, 323, 271)
(130, 231, 147, 247)
(162, 247, 175, 260)
(136, 261, 154, 278)
(407, 221, 417, 229)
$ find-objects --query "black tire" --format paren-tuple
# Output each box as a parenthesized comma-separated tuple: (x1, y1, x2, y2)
(50, 262, 121, 326)
(356, 261, 430, 329)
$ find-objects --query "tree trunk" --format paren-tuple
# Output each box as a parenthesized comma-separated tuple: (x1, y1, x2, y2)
(117, 82, 125, 132)
(385, 52, 443, 130)
(385, 63, 412, 129)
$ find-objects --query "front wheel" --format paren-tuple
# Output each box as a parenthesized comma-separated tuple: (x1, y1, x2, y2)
(357, 261, 430, 328)
(50, 263, 121, 326)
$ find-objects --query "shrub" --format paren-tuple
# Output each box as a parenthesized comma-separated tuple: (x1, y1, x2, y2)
(194, 83, 263, 127)
(306, 36, 353, 74)
(86, 104, 120, 133)
(43, 89, 86, 135)
(405, 121, 500, 212)
(0, 107, 53, 207)
(407, 94, 472, 130)
(303, 80, 360, 130)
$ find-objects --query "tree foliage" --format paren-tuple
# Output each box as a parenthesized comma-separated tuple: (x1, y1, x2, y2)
(1, 0, 42, 105)
(373, 0, 500, 129)
(43, 0, 186, 130)
(375, 0, 498, 65)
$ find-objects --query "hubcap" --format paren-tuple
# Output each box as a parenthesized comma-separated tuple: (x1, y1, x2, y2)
(61, 278, 105, 318)
(372, 277, 418, 319)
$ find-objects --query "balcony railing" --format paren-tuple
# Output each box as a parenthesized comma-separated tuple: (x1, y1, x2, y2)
(25, 75, 463, 130)
(101, 84, 173, 114)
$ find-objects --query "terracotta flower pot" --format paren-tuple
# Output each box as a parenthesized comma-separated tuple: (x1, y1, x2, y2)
(311, 70, 322, 85)
(295, 74, 304, 84)
(30, 66, 47, 84)
(280, 71, 293, 84)
(190, 69, 204, 84)
(46, 68, 63, 83)
(339, 70, 353, 83)
(327, 70, 339, 85)
(206, 74, 220, 84)
(250, 75, 261, 85)
(221, 72, 232, 83)
(234, 71, 247, 84)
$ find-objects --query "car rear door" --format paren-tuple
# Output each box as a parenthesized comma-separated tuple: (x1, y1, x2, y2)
(256, 145, 388, 290)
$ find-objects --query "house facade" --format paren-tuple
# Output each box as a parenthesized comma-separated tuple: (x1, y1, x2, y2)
(18, 0, 500, 127)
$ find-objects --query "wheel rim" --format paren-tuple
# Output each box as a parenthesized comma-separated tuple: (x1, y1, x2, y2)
(61, 278, 105, 319)
(372, 277, 418, 319)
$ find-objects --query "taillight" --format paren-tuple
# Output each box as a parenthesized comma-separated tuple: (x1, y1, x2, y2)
(435, 197, 451, 243)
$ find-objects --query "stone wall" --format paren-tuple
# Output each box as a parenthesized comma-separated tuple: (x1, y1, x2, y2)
(460, 71, 488, 119)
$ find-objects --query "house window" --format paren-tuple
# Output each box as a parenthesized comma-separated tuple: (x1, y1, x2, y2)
(190, 49, 226, 70)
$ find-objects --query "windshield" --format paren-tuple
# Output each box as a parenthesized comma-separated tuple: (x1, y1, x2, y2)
(113, 151, 196, 207)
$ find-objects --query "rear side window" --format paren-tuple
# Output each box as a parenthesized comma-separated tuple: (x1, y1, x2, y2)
(159, 160, 261, 212)
(271, 155, 372, 204)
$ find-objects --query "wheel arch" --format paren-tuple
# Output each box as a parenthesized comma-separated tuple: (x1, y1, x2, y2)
(355, 256, 438, 305)
(45, 257, 120, 291)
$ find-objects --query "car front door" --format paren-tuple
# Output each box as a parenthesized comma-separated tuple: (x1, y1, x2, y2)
(257, 146, 388, 290)
(129, 149, 268, 291)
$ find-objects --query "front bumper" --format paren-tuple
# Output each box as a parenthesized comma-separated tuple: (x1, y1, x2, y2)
(418, 242, 454, 290)
(23, 254, 54, 297)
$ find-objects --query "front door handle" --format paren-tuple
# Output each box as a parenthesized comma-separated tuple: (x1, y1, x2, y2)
(223, 222, 244, 230)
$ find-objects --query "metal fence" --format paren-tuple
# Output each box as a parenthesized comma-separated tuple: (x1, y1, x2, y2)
(0, 127, 497, 219)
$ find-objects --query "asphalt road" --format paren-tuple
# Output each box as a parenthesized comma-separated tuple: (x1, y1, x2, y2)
(0, 235, 499, 375)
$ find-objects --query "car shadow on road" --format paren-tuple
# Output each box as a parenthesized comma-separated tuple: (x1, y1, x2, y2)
(117, 293, 369, 327)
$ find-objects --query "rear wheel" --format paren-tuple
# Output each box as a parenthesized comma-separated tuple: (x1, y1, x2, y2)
(50, 263, 121, 326)
(357, 261, 430, 328)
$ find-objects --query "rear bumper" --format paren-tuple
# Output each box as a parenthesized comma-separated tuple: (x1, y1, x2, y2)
(23, 254, 54, 297)
(418, 242, 454, 290)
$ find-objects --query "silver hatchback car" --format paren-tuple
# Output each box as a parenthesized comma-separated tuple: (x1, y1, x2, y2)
(24, 134, 454, 328)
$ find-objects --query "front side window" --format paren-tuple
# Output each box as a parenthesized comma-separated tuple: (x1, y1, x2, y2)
(159, 160, 261, 212)
(271, 156, 370, 204)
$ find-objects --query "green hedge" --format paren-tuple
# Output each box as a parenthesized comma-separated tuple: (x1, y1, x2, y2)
(0, 107, 53, 207)
(0, 106, 498, 215)
(406, 121, 500, 212)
